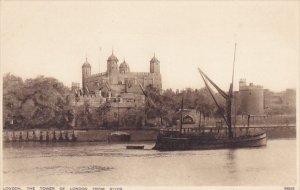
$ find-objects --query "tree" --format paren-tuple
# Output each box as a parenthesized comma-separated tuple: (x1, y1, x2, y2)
(122, 107, 145, 128)
(3, 74, 71, 129)
(144, 85, 171, 126)
(96, 102, 111, 128)
(3, 73, 24, 128)
(144, 86, 225, 127)
(194, 88, 213, 121)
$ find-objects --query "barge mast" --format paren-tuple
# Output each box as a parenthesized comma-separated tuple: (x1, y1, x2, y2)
(198, 43, 237, 138)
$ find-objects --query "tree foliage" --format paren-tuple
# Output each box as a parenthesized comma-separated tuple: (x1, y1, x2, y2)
(121, 107, 145, 128)
(3, 74, 71, 129)
(144, 86, 226, 126)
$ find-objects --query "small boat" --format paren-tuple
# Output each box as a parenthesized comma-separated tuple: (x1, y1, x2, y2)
(153, 44, 267, 151)
(108, 131, 131, 142)
(126, 145, 145, 149)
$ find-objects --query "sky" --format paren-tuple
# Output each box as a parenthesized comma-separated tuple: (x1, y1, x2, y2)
(1, 1, 299, 92)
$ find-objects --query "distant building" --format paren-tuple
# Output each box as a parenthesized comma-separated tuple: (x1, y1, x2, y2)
(236, 79, 264, 115)
(263, 88, 296, 114)
(232, 79, 296, 116)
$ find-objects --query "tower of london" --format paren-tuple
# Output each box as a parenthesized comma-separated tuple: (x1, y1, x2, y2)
(71, 51, 162, 114)
(69, 51, 162, 128)
(80, 51, 162, 97)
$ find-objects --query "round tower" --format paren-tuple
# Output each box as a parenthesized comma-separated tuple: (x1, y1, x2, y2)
(239, 83, 264, 115)
(82, 57, 91, 94)
(150, 54, 160, 73)
(119, 58, 130, 74)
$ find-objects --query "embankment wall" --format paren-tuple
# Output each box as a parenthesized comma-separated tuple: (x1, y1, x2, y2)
(3, 128, 159, 142)
(2, 125, 296, 142)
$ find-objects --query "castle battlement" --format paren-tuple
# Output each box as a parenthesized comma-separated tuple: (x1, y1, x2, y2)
(71, 91, 145, 108)
(89, 72, 107, 78)
(239, 84, 263, 91)
(239, 79, 263, 91)
(128, 72, 156, 76)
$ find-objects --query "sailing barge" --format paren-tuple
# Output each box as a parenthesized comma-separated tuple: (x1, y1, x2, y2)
(153, 44, 267, 151)
(153, 127, 267, 151)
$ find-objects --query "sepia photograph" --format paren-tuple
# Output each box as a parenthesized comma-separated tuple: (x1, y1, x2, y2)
(1, 1, 299, 189)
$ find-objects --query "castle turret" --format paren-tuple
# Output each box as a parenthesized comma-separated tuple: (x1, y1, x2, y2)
(107, 51, 119, 74)
(149, 54, 162, 90)
(119, 58, 130, 74)
(150, 54, 160, 73)
(82, 57, 91, 94)
(238, 81, 264, 115)
(107, 51, 119, 84)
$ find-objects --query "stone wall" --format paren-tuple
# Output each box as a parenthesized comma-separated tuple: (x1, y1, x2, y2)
(3, 128, 160, 142)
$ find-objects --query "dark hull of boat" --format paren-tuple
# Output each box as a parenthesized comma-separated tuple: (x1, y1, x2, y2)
(153, 132, 267, 151)
(126, 145, 145, 149)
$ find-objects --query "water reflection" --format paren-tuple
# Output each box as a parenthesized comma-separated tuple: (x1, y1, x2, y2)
(226, 149, 236, 171)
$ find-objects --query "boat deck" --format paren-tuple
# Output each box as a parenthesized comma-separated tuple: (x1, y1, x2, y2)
(158, 127, 265, 139)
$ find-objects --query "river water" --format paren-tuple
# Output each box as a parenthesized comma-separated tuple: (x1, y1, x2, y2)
(3, 139, 297, 186)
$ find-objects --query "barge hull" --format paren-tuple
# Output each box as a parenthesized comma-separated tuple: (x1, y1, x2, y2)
(153, 133, 267, 151)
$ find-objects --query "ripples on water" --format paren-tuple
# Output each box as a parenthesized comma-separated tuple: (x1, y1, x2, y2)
(3, 139, 297, 186)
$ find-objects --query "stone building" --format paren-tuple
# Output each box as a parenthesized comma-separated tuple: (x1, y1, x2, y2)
(69, 51, 162, 128)
(263, 88, 296, 114)
(232, 79, 264, 115)
(232, 79, 296, 116)
(82, 51, 162, 97)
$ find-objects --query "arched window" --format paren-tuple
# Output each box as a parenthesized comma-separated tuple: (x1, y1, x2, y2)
(182, 115, 194, 124)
